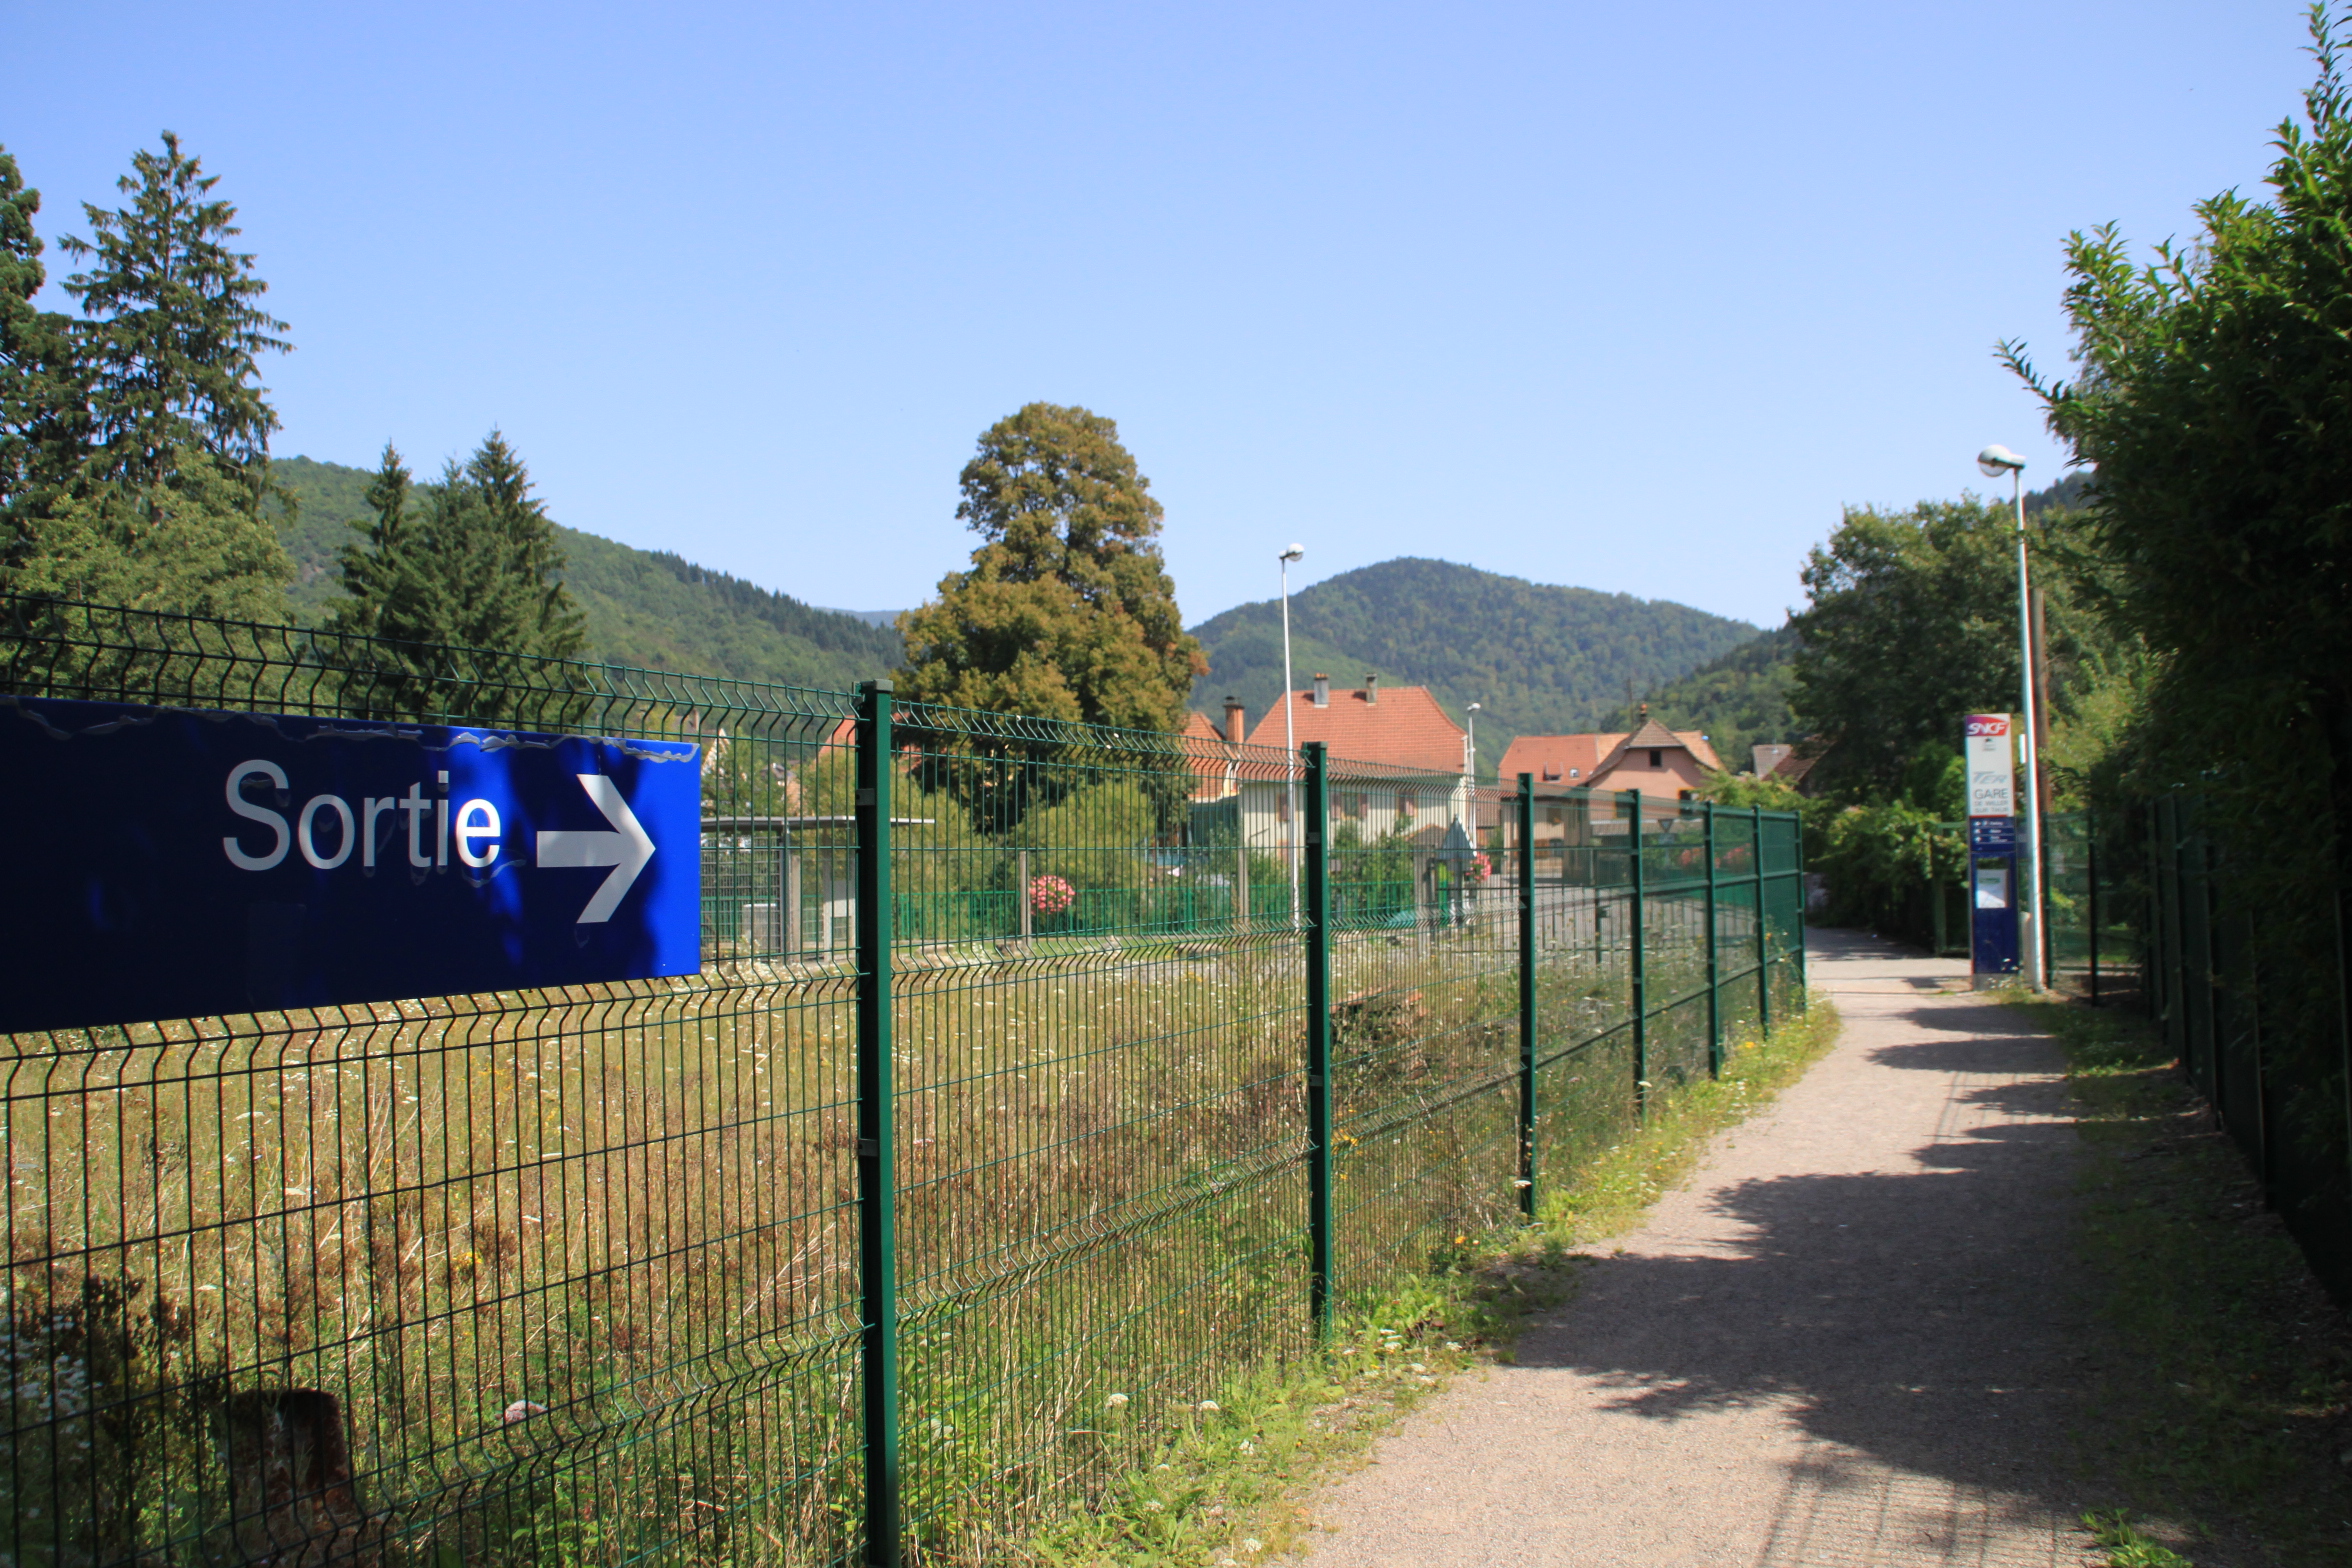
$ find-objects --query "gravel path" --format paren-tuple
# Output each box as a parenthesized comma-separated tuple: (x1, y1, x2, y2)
(1299, 930, 2100, 1567)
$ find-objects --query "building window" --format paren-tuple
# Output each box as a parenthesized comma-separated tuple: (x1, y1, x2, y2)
(1541, 765, 1561, 781)
(1396, 794, 1415, 819)
(1343, 792, 1366, 818)
(1277, 791, 1291, 823)
(1546, 806, 1564, 826)
(1648, 749, 1662, 768)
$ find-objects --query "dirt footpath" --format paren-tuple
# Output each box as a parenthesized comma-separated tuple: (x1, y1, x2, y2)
(1301, 930, 2100, 1567)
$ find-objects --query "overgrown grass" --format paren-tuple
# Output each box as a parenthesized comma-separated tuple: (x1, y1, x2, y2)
(1006, 993, 1843, 1566)
(2014, 997, 2352, 1568)
(7, 872, 1804, 1566)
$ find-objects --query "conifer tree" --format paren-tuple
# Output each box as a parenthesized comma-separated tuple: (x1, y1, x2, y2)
(0, 145, 87, 550)
(2, 134, 294, 621)
(329, 433, 587, 662)
(58, 132, 288, 489)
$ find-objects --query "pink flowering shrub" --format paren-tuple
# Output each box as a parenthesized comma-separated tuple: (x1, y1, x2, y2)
(1029, 874, 1076, 915)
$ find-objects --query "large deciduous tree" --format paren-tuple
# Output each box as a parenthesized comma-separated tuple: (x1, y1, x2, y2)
(1789, 491, 2140, 811)
(10, 440, 294, 622)
(897, 403, 1206, 732)
(2007, 4, 2352, 854)
(1793, 500, 2046, 800)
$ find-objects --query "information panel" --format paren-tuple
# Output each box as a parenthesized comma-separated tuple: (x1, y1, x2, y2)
(1964, 711, 2019, 978)
(1965, 713, 2015, 818)
(0, 697, 703, 1033)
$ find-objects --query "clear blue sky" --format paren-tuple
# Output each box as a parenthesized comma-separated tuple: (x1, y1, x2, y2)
(7, 1, 2316, 629)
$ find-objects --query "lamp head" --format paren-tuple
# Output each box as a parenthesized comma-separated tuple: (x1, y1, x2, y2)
(1279, 544, 1304, 563)
(1467, 702, 1481, 713)
(1976, 444, 2025, 478)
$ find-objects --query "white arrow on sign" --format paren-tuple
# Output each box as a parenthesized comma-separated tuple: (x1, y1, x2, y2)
(535, 774, 655, 924)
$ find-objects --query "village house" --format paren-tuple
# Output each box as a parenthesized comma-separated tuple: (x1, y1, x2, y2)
(1204, 673, 1471, 853)
(1180, 698, 1252, 802)
(1496, 712, 1725, 842)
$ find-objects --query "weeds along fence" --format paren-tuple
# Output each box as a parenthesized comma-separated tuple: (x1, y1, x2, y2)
(0, 596, 1807, 1567)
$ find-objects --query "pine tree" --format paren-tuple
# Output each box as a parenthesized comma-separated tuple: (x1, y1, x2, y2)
(898, 402, 1205, 731)
(3, 134, 295, 622)
(0, 145, 87, 552)
(57, 132, 288, 489)
(329, 432, 587, 662)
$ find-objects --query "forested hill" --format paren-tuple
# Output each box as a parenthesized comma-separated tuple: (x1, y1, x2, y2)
(1188, 558, 1760, 775)
(1599, 623, 1799, 779)
(271, 456, 902, 692)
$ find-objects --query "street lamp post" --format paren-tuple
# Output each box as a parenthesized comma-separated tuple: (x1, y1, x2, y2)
(1280, 545, 1305, 926)
(1977, 444, 2045, 991)
(1465, 702, 1482, 787)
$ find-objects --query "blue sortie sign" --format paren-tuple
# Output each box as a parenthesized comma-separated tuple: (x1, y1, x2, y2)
(0, 697, 703, 1033)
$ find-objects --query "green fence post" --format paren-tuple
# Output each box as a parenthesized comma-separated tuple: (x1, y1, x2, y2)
(2086, 810, 2101, 1006)
(854, 680, 900, 1568)
(1517, 773, 1538, 1215)
(1792, 813, 1808, 1000)
(1704, 803, 1721, 1078)
(1303, 742, 1334, 1334)
(1752, 805, 1771, 1037)
(1627, 790, 1648, 1119)
(2337, 889, 2352, 1207)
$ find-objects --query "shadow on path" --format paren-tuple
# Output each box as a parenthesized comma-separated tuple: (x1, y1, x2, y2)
(1510, 990, 2089, 1511)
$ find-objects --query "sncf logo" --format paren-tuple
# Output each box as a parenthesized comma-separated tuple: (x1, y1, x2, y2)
(1967, 716, 2011, 738)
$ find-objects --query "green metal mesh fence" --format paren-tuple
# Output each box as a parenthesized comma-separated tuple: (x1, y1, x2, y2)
(0, 596, 1807, 1566)
(2040, 809, 2139, 1007)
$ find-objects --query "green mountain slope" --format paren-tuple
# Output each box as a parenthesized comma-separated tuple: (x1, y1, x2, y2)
(1188, 558, 1761, 775)
(270, 456, 901, 692)
(1601, 623, 1799, 777)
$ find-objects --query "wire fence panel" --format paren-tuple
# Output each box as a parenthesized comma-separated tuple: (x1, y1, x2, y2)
(0, 595, 1810, 1566)
(874, 700, 1315, 1559)
(2113, 792, 2352, 1304)
(2040, 809, 2142, 1009)
(1324, 763, 1519, 1309)
(1, 596, 868, 1568)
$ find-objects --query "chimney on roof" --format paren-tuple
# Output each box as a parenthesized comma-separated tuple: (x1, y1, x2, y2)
(1363, 672, 1379, 704)
(1223, 696, 1246, 744)
(1312, 674, 1330, 707)
(1639, 702, 1650, 719)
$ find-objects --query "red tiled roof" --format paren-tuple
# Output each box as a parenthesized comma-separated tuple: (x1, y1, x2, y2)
(1499, 727, 1724, 785)
(1498, 733, 1614, 786)
(1181, 711, 1231, 798)
(1595, 718, 1724, 776)
(1243, 683, 1465, 774)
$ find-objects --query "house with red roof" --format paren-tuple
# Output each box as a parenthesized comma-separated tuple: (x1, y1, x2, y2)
(1497, 711, 1726, 840)
(1223, 673, 1471, 852)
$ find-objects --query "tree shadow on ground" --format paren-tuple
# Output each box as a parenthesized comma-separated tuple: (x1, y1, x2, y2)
(1513, 996, 2091, 1509)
